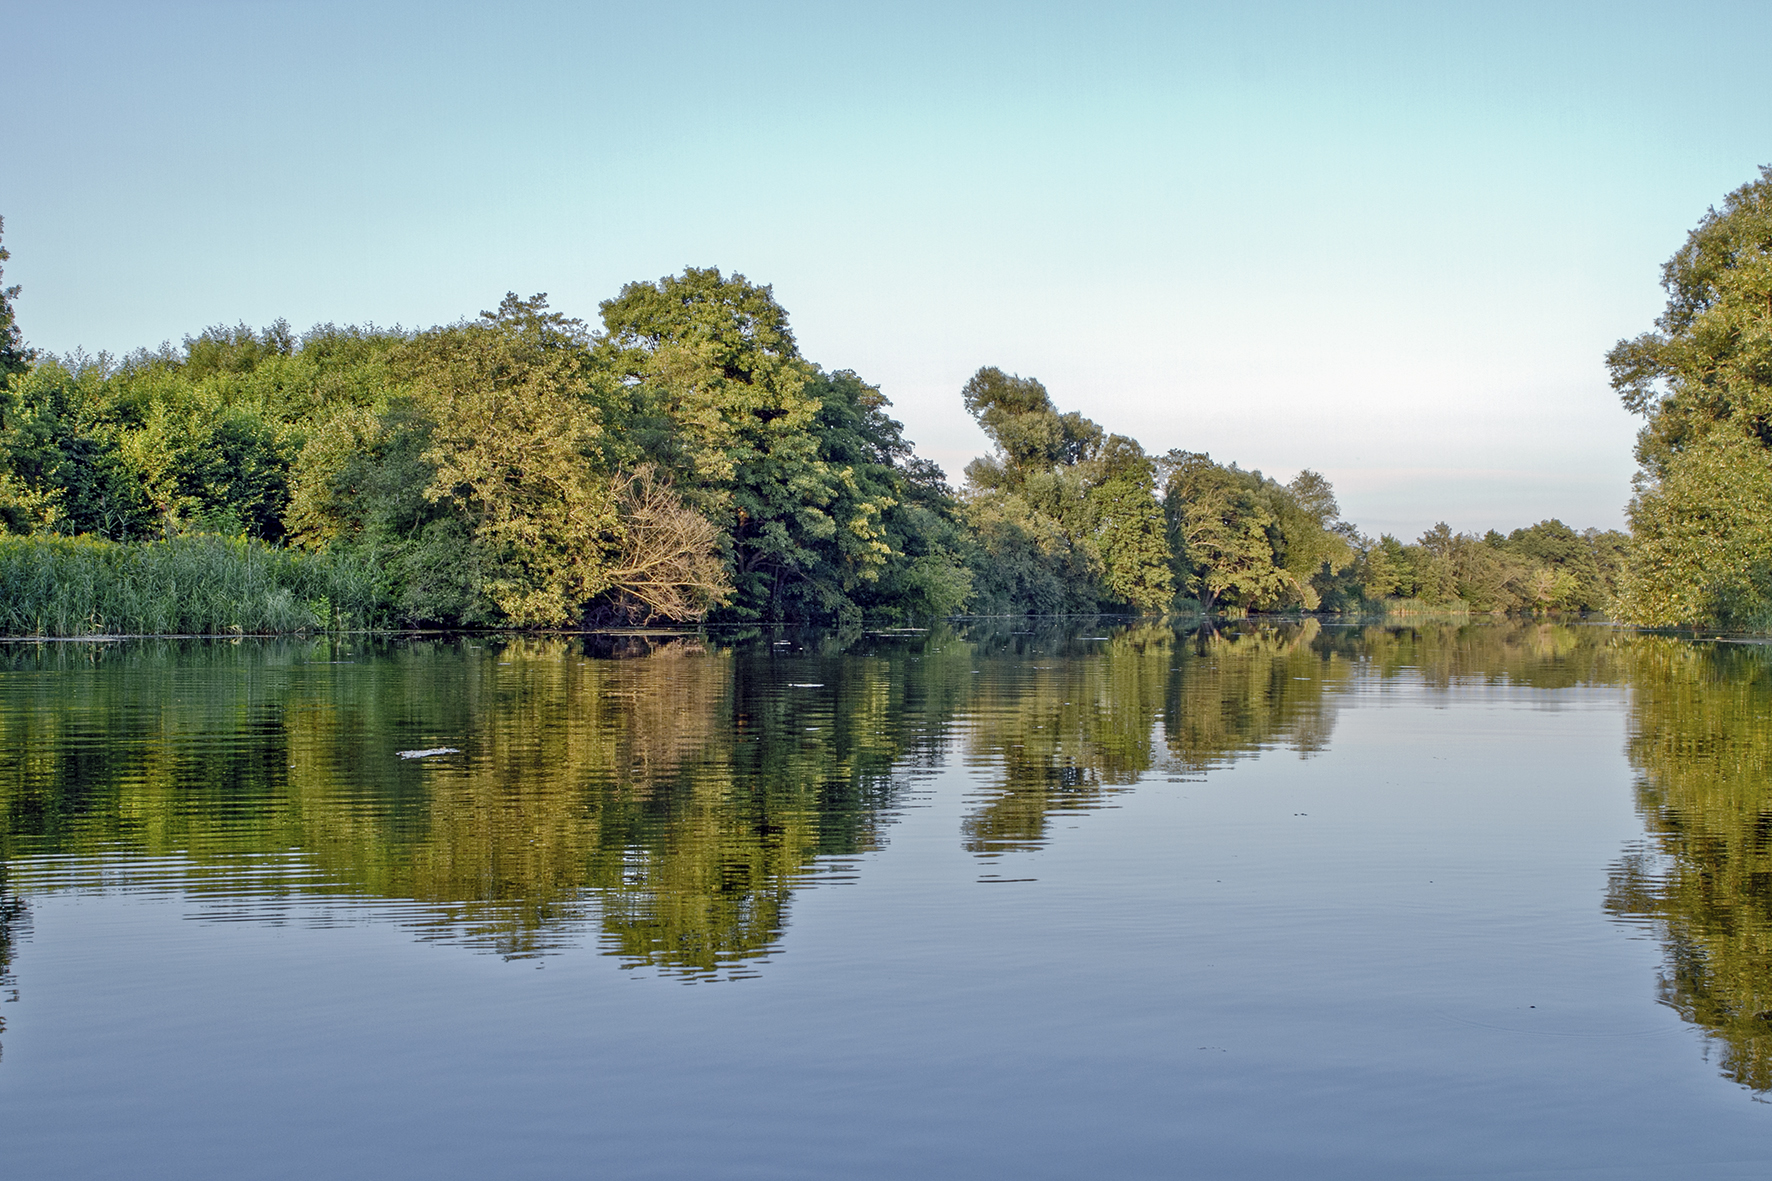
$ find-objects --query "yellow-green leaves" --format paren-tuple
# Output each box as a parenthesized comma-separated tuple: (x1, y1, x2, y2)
(1620, 431, 1772, 628)
(401, 307, 620, 627)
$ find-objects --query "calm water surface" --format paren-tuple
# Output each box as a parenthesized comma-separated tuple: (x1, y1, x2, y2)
(2, 620, 1770, 1178)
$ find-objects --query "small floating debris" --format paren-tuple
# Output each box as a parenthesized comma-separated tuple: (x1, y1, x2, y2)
(787, 682, 824, 688)
(397, 747, 459, 760)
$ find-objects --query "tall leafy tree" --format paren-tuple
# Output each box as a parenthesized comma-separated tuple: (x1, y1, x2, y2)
(1161, 455, 1351, 613)
(596, 269, 905, 622)
(961, 366, 1170, 612)
(0, 216, 33, 384)
(0, 358, 153, 539)
(1078, 434, 1174, 609)
(1159, 451, 1287, 612)
(1609, 166, 1772, 626)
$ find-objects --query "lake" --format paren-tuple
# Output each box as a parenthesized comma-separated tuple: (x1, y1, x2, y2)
(1, 620, 1770, 1178)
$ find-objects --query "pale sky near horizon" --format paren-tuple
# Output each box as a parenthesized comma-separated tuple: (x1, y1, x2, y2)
(3, 1, 1768, 540)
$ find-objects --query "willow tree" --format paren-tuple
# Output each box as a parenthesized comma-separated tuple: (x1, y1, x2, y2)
(1609, 166, 1772, 627)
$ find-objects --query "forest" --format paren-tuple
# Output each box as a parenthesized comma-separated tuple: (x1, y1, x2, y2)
(0, 220, 1632, 633)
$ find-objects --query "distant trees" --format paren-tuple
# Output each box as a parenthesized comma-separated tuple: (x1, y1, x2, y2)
(1610, 165, 1772, 627)
(1331, 519, 1626, 614)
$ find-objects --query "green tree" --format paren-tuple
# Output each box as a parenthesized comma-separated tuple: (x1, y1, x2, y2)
(597, 270, 872, 621)
(1159, 454, 1351, 613)
(1159, 451, 1286, 612)
(1609, 165, 1772, 626)
(400, 295, 628, 626)
(960, 366, 1170, 612)
(806, 367, 973, 621)
(1265, 470, 1352, 609)
(1079, 434, 1175, 609)
(1619, 432, 1772, 627)
(0, 357, 154, 539)
(0, 216, 32, 384)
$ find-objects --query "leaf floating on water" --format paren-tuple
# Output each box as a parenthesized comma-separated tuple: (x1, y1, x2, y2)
(396, 747, 460, 760)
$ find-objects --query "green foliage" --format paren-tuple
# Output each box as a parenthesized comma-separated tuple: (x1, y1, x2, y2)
(0, 216, 32, 383)
(1160, 453, 1350, 612)
(400, 295, 623, 626)
(1610, 166, 1772, 626)
(1324, 519, 1626, 615)
(0, 248, 1631, 634)
(0, 358, 151, 538)
(1617, 432, 1772, 628)
(960, 366, 1171, 613)
(598, 271, 965, 624)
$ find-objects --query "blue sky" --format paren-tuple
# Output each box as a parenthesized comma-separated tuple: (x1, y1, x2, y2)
(4, 1, 1768, 538)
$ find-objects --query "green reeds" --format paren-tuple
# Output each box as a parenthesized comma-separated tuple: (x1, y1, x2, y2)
(0, 534, 387, 636)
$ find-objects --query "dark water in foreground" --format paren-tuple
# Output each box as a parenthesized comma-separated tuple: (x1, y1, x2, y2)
(2, 620, 1771, 1178)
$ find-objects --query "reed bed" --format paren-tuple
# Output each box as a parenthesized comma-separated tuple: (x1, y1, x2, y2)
(0, 534, 386, 636)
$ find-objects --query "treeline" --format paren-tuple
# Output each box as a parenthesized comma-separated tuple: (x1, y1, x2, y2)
(0, 271, 973, 628)
(0, 222, 1625, 630)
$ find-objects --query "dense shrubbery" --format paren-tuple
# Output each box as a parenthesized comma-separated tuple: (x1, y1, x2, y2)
(0, 223, 1632, 633)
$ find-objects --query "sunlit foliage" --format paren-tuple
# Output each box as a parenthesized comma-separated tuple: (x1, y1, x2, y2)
(960, 367, 1173, 613)
(1610, 166, 1772, 627)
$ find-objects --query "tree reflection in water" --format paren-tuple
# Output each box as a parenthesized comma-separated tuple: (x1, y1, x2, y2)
(0, 864, 23, 1060)
(0, 630, 973, 978)
(1608, 637, 1772, 1093)
(958, 619, 1343, 855)
(8, 612, 1744, 1060)
(0, 621, 1362, 983)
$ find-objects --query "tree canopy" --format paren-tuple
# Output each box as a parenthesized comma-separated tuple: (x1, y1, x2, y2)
(1610, 166, 1772, 627)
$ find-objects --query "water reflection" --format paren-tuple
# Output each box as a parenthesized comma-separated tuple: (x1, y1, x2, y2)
(957, 620, 1345, 854)
(0, 621, 1378, 982)
(1607, 637, 1772, 1093)
(0, 632, 975, 978)
(0, 864, 23, 1060)
(0, 613, 1732, 1051)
